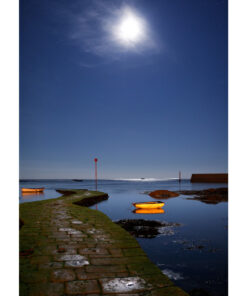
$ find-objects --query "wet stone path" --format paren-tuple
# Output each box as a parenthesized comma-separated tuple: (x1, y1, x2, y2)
(20, 190, 188, 296)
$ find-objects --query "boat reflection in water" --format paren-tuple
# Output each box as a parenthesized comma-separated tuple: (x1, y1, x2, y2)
(133, 208, 165, 214)
(21, 191, 44, 199)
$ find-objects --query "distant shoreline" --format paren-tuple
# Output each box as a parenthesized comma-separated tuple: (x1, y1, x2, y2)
(20, 178, 191, 182)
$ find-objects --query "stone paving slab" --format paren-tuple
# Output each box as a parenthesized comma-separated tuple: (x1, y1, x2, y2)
(20, 189, 189, 296)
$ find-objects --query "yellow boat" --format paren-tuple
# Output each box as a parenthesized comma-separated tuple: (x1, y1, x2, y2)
(21, 188, 44, 193)
(132, 201, 165, 209)
(133, 208, 165, 214)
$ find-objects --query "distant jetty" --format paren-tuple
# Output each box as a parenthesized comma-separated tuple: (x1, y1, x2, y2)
(191, 173, 228, 183)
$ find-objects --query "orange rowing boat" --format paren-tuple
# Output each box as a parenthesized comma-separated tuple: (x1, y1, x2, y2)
(132, 201, 165, 209)
(21, 188, 44, 193)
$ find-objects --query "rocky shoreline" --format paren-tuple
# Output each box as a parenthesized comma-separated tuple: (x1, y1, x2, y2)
(146, 188, 228, 204)
(176, 188, 228, 204)
(149, 190, 179, 199)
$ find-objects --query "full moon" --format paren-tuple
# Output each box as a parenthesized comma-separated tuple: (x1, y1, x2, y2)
(113, 8, 146, 47)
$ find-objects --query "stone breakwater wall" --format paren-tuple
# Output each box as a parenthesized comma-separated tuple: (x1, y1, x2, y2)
(20, 189, 189, 296)
(191, 174, 228, 183)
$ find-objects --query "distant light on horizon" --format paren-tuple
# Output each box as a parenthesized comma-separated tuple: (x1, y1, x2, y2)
(112, 7, 147, 49)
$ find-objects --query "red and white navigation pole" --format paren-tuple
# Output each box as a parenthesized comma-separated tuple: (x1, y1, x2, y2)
(94, 158, 98, 191)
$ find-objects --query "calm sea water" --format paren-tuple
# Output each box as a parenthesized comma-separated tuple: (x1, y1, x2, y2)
(20, 179, 228, 296)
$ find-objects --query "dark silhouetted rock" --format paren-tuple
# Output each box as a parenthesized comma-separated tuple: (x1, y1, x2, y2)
(73, 194, 109, 207)
(149, 190, 179, 199)
(177, 188, 228, 204)
(115, 219, 180, 238)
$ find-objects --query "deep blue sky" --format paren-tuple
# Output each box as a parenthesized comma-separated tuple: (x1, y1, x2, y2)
(20, 0, 228, 179)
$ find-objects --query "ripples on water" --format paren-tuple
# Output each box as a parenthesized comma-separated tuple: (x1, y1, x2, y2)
(20, 179, 228, 296)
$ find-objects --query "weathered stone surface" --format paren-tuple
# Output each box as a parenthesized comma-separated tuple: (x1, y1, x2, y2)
(75, 269, 88, 280)
(51, 268, 76, 282)
(53, 247, 77, 255)
(65, 280, 100, 294)
(39, 262, 63, 270)
(71, 220, 83, 224)
(64, 259, 89, 268)
(54, 254, 87, 261)
(109, 248, 123, 257)
(69, 230, 83, 235)
(100, 277, 148, 293)
(79, 247, 108, 255)
(29, 282, 64, 296)
(20, 270, 48, 283)
(77, 270, 130, 280)
(86, 265, 127, 273)
(90, 257, 131, 265)
(31, 256, 51, 264)
(59, 227, 75, 232)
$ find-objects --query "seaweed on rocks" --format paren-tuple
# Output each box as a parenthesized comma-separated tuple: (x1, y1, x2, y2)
(149, 190, 180, 199)
(115, 219, 180, 238)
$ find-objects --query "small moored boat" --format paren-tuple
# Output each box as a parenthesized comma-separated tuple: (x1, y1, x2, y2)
(72, 179, 84, 182)
(21, 188, 44, 193)
(132, 201, 165, 209)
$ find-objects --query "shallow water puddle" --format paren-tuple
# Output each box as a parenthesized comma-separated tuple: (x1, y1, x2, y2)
(56, 254, 90, 267)
(65, 259, 89, 267)
(101, 277, 148, 293)
(59, 227, 82, 235)
(68, 230, 82, 235)
(71, 220, 83, 225)
(87, 228, 103, 234)
(59, 228, 75, 232)
(57, 254, 87, 261)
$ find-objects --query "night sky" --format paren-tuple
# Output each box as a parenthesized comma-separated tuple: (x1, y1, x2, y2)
(20, 0, 228, 179)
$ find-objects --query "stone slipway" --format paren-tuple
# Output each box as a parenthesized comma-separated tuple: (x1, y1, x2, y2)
(20, 189, 188, 296)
